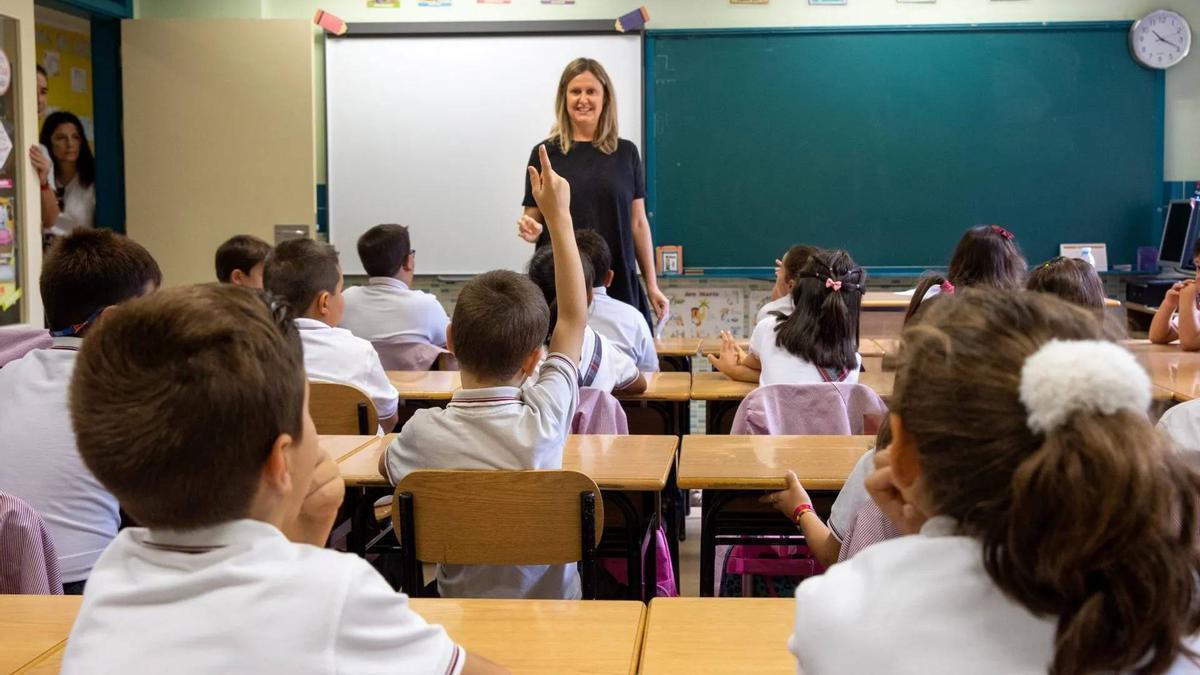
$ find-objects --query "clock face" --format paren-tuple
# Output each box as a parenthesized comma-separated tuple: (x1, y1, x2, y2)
(1130, 10, 1192, 70)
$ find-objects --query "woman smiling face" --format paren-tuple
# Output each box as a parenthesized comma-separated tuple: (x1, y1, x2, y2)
(566, 70, 604, 135)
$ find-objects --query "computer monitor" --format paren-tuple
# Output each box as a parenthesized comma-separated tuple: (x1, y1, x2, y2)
(1158, 199, 1198, 272)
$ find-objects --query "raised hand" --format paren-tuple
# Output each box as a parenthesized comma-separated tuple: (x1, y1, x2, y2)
(527, 144, 571, 225)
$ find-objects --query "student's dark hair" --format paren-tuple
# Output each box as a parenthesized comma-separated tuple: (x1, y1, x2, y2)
(1026, 256, 1105, 314)
(70, 284, 307, 528)
(905, 225, 1027, 323)
(357, 223, 411, 278)
(893, 290, 1200, 675)
(40, 111, 94, 188)
(772, 249, 863, 372)
(527, 244, 595, 343)
(36, 64, 47, 79)
(451, 270, 549, 381)
(214, 234, 272, 283)
(40, 229, 161, 333)
(574, 229, 611, 283)
(262, 238, 340, 315)
(780, 244, 820, 285)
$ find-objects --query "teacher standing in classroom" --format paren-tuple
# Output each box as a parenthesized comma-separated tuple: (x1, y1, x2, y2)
(517, 58, 669, 327)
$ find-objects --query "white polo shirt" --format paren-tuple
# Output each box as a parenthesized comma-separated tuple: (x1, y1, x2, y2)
(589, 287, 659, 372)
(0, 338, 119, 583)
(755, 295, 794, 325)
(62, 519, 463, 674)
(384, 354, 580, 599)
(295, 317, 399, 421)
(749, 315, 861, 386)
(340, 277, 450, 347)
(1157, 399, 1200, 452)
(579, 325, 642, 393)
(826, 448, 874, 542)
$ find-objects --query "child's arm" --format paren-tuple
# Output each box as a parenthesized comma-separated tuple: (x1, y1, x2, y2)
(1178, 284, 1200, 351)
(761, 470, 840, 568)
(282, 449, 345, 547)
(614, 372, 648, 395)
(1149, 281, 1185, 344)
(528, 145, 585, 364)
(707, 330, 761, 383)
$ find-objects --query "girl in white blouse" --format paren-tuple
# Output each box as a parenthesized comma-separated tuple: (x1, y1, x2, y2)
(31, 111, 95, 235)
(790, 289, 1200, 675)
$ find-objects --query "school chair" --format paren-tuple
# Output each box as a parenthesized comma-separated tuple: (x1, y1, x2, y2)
(0, 493, 63, 594)
(572, 388, 629, 434)
(308, 381, 378, 435)
(371, 341, 458, 371)
(392, 470, 604, 599)
(730, 383, 887, 436)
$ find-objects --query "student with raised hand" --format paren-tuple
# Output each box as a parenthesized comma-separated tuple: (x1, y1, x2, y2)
(709, 249, 864, 385)
(1150, 239, 1200, 350)
(790, 290, 1200, 674)
(904, 224, 1027, 323)
(381, 145, 589, 599)
(62, 284, 506, 674)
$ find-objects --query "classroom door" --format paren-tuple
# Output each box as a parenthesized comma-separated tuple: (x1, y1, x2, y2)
(121, 19, 315, 286)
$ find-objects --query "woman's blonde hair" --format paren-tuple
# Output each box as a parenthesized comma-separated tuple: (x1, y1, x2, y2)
(550, 58, 619, 155)
(894, 290, 1200, 674)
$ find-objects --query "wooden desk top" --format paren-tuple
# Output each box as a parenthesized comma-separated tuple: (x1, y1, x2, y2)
(386, 371, 461, 401)
(0, 594, 82, 673)
(678, 435, 874, 490)
(639, 597, 795, 675)
(614, 371, 692, 402)
(697, 337, 884, 358)
(338, 434, 679, 491)
(861, 291, 911, 310)
(411, 598, 645, 675)
(1137, 352, 1200, 402)
(690, 362, 893, 402)
(654, 337, 700, 357)
(1124, 338, 1193, 354)
(320, 435, 384, 462)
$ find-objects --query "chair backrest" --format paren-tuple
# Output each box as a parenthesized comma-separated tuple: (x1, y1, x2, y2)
(0, 325, 52, 369)
(308, 381, 378, 434)
(572, 388, 630, 434)
(371, 341, 454, 371)
(394, 470, 603, 566)
(731, 383, 888, 435)
(0, 493, 63, 594)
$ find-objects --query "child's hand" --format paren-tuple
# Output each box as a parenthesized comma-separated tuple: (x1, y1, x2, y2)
(706, 330, 744, 372)
(285, 449, 345, 546)
(516, 214, 544, 243)
(1182, 281, 1199, 307)
(770, 258, 786, 301)
(759, 470, 812, 518)
(864, 447, 927, 535)
(527, 145, 571, 225)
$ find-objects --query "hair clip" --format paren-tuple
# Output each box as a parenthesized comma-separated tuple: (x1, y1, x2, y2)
(825, 278, 843, 292)
(940, 280, 956, 294)
(990, 225, 1014, 241)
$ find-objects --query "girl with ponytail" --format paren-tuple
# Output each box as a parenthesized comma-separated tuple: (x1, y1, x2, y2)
(709, 249, 864, 385)
(790, 289, 1200, 675)
(904, 224, 1027, 324)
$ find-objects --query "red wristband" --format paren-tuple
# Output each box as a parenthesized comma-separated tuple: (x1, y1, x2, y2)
(39, 181, 50, 191)
(793, 503, 816, 524)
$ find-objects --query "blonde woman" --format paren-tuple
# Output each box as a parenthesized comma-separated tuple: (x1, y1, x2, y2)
(517, 58, 668, 327)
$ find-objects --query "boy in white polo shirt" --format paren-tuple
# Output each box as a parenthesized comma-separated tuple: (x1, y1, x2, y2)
(0, 229, 160, 594)
(527, 243, 647, 395)
(340, 223, 450, 348)
(63, 284, 505, 674)
(574, 229, 659, 372)
(264, 238, 400, 432)
(382, 146, 587, 599)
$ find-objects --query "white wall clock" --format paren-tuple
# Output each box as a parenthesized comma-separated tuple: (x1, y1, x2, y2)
(1129, 9, 1192, 70)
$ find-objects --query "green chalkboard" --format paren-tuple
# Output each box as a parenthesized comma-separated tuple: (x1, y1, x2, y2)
(645, 24, 1163, 271)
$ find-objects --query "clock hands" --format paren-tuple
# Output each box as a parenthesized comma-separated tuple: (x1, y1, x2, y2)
(1152, 30, 1182, 50)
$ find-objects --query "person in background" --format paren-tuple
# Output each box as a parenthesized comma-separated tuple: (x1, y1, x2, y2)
(31, 111, 95, 236)
(757, 244, 819, 324)
(214, 235, 272, 289)
(36, 64, 49, 121)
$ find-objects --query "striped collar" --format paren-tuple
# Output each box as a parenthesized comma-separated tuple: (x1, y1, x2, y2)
(50, 336, 83, 351)
(449, 385, 523, 408)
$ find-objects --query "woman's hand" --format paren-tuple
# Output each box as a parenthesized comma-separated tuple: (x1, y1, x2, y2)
(864, 447, 927, 535)
(28, 145, 50, 183)
(517, 214, 544, 244)
(648, 286, 670, 320)
(759, 470, 812, 518)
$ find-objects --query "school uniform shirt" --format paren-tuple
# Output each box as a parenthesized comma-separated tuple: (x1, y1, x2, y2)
(61, 519, 463, 675)
(295, 317, 399, 421)
(748, 315, 861, 387)
(0, 338, 119, 583)
(578, 324, 642, 393)
(340, 277, 450, 347)
(826, 448, 874, 542)
(589, 286, 659, 372)
(1157, 398, 1200, 452)
(49, 175, 95, 236)
(384, 353, 580, 600)
(755, 295, 794, 325)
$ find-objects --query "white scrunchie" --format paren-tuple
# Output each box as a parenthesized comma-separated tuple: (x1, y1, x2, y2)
(1019, 339, 1151, 434)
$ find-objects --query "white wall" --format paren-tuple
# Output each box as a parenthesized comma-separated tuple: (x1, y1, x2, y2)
(136, 0, 1200, 182)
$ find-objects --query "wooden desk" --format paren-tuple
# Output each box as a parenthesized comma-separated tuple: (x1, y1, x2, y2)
(1138, 352, 1200, 402)
(614, 372, 692, 403)
(690, 372, 756, 402)
(0, 594, 82, 673)
(410, 599, 645, 675)
(640, 597, 795, 675)
(697, 337, 884, 358)
(679, 435, 873, 596)
(386, 371, 461, 401)
(654, 338, 700, 357)
(1124, 338, 1193, 354)
(616, 372, 692, 436)
(321, 435, 384, 462)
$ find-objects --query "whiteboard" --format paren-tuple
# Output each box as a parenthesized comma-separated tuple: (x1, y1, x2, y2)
(325, 32, 644, 275)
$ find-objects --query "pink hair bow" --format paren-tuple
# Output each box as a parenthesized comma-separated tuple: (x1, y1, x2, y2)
(825, 278, 843, 292)
(990, 225, 1014, 241)
(940, 280, 956, 294)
